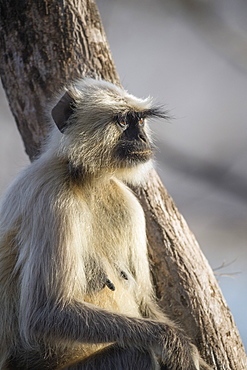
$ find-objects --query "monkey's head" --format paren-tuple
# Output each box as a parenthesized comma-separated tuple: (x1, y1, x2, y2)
(51, 78, 167, 183)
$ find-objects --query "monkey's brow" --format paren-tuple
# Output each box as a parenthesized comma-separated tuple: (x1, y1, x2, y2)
(115, 107, 168, 122)
(142, 107, 169, 119)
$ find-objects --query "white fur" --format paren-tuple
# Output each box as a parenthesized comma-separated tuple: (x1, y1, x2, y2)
(0, 78, 207, 369)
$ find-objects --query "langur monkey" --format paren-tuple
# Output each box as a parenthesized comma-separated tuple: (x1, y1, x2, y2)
(0, 78, 211, 369)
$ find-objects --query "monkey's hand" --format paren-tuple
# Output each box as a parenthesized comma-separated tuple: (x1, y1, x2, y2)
(150, 322, 209, 370)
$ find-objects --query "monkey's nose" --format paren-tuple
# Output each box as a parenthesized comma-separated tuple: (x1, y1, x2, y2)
(138, 133, 148, 143)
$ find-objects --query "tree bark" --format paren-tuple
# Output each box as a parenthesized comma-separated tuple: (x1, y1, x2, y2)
(0, 0, 119, 159)
(0, 1, 246, 368)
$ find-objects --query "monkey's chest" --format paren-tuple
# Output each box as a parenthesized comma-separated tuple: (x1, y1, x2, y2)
(88, 182, 145, 257)
(83, 257, 140, 317)
(81, 180, 146, 316)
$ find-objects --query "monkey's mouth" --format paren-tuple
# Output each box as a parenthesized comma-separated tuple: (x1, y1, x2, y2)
(130, 150, 152, 155)
(121, 149, 153, 166)
(115, 141, 153, 166)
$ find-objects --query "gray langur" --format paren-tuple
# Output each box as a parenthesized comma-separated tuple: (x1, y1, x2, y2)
(0, 78, 211, 370)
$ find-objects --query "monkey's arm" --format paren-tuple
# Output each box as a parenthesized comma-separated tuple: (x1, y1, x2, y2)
(30, 299, 198, 370)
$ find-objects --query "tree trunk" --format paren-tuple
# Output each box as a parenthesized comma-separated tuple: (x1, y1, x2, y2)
(0, 1, 246, 368)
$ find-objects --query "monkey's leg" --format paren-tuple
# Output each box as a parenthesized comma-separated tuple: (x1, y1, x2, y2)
(65, 344, 159, 370)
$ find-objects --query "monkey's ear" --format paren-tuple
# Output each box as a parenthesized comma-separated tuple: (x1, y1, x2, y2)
(51, 92, 75, 133)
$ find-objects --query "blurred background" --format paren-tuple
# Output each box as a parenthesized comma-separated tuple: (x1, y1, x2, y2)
(0, 0, 246, 348)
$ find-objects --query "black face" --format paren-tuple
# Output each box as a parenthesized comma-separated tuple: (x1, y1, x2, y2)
(114, 111, 153, 166)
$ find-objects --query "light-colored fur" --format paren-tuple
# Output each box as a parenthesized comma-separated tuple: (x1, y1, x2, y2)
(0, 78, 210, 369)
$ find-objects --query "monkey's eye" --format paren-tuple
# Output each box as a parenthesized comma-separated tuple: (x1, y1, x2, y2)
(138, 118, 144, 127)
(117, 119, 129, 130)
